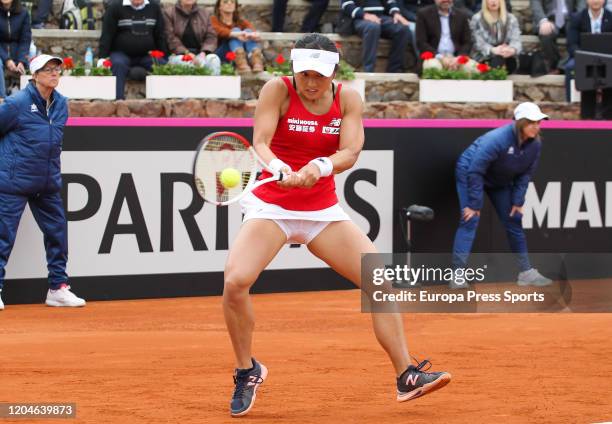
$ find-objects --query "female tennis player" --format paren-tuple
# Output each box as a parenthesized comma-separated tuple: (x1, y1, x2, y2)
(223, 33, 450, 417)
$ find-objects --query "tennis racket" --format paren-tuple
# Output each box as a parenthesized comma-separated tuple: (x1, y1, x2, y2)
(193, 131, 285, 206)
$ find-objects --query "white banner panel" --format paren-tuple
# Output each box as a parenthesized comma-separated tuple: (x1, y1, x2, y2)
(6, 151, 394, 279)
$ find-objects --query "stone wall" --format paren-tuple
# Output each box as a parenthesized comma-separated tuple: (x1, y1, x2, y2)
(68, 99, 580, 119)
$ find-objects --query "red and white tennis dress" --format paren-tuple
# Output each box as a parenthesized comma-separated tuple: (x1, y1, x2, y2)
(240, 76, 351, 244)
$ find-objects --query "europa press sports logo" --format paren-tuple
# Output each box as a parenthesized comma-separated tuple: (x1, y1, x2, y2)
(322, 118, 342, 135)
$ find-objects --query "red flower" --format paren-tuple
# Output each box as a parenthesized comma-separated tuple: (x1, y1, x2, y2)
(477, 63, 490, 73)
(420, 51, 434, 60)
(182, 54, 193, 62)
(225, 51, 236, 61)
(457, 55, 469, 65)
(149, 50, 165, 59)
(275, 54, 285, 65)
(102, 59, 112, 68)
(63, 57, 74, 69)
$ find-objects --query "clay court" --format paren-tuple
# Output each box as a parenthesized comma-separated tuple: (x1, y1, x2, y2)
(1, 289, 611, 424)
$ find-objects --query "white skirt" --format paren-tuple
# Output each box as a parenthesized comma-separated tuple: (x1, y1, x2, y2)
(240, 192, 351, 222)
(239, 192, 351, 244)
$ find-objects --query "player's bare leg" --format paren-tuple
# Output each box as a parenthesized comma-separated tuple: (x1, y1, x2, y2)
(306, 221, 410, 373)
(223, 218, 286, 416)
(307, 220, 451, 401)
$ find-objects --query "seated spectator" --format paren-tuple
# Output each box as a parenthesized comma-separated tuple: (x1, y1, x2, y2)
(471, 0, 513, 14)
(340, 0, 413, 72)
(272, 0, 287, 31)
(31, 0, 52, 29)
(163, 0, 221, 74)
(0, 0, 30, 98)
(210, 0, 263, 74)
(565, 0, 612, 99)
(530, 0, 586, 73)
(399, 0, 433, 22)
(301, 0, 331, 32)
(400, 0, 489, 20)
(272, 0, 330, 32)
(416, 0, 473, 70)
(470, 0, 521, 73)
(99, 0, 167, 99)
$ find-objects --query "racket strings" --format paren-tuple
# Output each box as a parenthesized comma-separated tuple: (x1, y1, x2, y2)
(195, 134, 258, 204)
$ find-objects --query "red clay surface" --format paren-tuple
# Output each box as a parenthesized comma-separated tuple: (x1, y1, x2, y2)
(1, 290, 611, 424)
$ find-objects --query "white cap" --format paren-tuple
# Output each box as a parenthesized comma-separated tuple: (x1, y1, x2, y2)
(513, 102, 549, 121)
(29, 54, 63, 74)
(290, 48, 339, 77)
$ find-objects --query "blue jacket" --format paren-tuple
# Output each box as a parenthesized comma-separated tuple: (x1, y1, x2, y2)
(0, 81, 68, 195)
(0, 7, 32, 65)
(456, 123, 541, 210)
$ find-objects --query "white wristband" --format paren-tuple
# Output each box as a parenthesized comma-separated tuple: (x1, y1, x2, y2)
(269, 158, 289, 174)
(309, 157, 333, 177)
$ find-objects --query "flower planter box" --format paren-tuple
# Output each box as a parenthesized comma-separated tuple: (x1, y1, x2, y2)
(20, 75, 116, 100)
(336, 78, 365, 101)
(145, 75, 241, 99)
(419, 79, 513, 103)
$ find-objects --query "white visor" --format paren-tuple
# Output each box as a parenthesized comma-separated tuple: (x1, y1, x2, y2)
(291, 48, 340, 77)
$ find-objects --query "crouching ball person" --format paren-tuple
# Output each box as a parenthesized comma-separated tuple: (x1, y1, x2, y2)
(0, 55, 86, 310)
(222, 33, 450, 418)
(451, 102, 552, 289)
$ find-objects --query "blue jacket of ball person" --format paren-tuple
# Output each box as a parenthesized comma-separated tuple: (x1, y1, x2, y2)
(456, 123, 541, 211)
(0, 80, 68, 195)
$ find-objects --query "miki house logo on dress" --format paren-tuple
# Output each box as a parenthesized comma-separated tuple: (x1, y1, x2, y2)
(288, 117, 318, 134)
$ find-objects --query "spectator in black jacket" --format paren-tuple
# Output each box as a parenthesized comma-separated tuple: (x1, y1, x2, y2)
(565, 0, 612, 99)
(273, 0, 331, 32)
(99, 0, 168, 99)
(399, 0, 487, 20)
(341, 0, 413, 72)
(416, 0, 473, 69)
(0, 0, 31, 98)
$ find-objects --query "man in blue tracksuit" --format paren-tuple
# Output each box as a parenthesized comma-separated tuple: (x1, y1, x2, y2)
(451, 102, 552, 288)
(0, 54, 85, 309)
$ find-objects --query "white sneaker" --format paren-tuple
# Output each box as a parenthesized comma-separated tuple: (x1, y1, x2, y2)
(45, 285, 86, 307)
(0, 290, 4, 310)
(517, 268, 552, 287)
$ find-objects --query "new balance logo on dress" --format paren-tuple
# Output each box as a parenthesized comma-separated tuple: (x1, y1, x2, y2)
(322, 118, 342, 134)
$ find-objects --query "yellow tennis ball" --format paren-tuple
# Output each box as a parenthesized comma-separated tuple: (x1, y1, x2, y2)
(220, 168, 241, 189)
